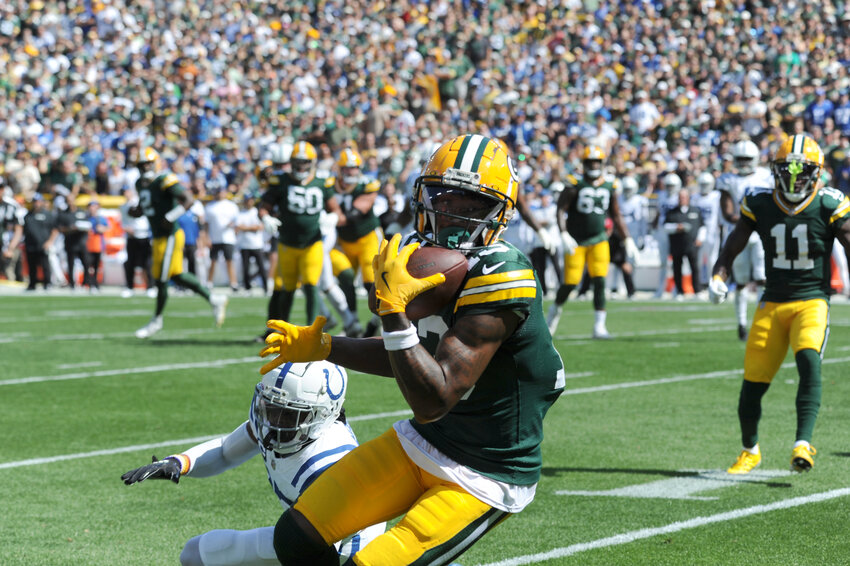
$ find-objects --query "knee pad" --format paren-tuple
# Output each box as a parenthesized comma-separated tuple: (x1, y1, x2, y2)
(274, 511, 339, 566)
(184, 528, 277, 566)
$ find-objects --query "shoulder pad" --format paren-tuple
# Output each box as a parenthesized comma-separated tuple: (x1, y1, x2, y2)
(268, 175, 283, 185)
(607, 175, 621, 189)
(747, 185, 773, 197)
(327, 175, 337, 186)
(160, 173, 180, 189)
(566, 174, 580, 186)
(459, 243, 537, 311)
(819, 185, 849, 208)
(323, 177, 335, 188)
(364, 179, 381, 193)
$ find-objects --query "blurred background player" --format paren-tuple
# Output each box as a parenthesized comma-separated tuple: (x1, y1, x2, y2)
(710, 134, 850, 475)
(235, 192, 267, 295)
(332, 147, 383, 336)
(120, 187, 155, 298)
(716, 139, 773, 340)
(0, 181, 25, 280)
(612, 175, 648, 298)
(129, 146, 228, 339)
(548, 145, 638, 338)
(691, 171, 721, 292)
(204, 185, 240, 292)
(258, 141, 346, 335)
(122, 360, 385, 565)
(22, 193, 58, 291)
(652, 173, 682, 298)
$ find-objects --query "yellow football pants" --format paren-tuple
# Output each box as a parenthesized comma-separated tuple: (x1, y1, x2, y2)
(152, 230, 185, 282)
(293, 428, 510, 566)
(744, 298, 829, 383)
(564, 239, 610, 286)
(329, 247, 353, 277)
(274, 240, 324, 292)
(338, 229, 382, 284)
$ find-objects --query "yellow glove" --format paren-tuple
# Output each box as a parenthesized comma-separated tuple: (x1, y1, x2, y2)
(258, 316, 332, 374)
(372, 233, 446, 316)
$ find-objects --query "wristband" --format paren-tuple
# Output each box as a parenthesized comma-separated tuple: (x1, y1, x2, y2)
(164, 204, 187, 223)
(168, 454, 191, 475)
(382, 324, 420, 351)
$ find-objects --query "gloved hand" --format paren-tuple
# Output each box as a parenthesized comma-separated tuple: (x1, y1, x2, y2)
(560, 231, 578, 256)
(259, 316, 332, 374)
(624, 237, 639, 262)
(121, 455, 182, 485)
(372, 233, 446, 316)
(319, 211, 339, 232)
(261, 214, 282, 235)
(708, 275, 728, 304)
(536, 228, 554, 253)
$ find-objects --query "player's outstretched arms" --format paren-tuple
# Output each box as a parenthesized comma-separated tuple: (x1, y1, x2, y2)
(121, 455, 181, 485)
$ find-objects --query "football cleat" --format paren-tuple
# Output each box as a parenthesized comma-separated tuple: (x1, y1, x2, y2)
(790, 444, 816, 473)
(135, 316, 163, 339)
(547, 304, 563, 335)
(322, 314, 339, 332)
(210, 294, 229, 327)
(737, 324, 748, 341)
(592, 325, 611, 340)
(727, 448, 761, 474)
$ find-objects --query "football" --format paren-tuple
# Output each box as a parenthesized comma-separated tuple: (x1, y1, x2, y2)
(369, 245, 469, 320)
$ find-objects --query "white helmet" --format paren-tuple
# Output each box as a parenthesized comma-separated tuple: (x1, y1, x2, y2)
(696, 171, 715, 195)
(663, 173, 682, 194)
(251, 361, 346, 455)
(731, 140, 759, 176)
(621, 176, 639, 198)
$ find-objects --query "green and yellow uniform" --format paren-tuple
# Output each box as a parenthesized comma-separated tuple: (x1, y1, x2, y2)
(739, 185, 850, 383)
(563, 173, 620, 284)
(336, 176, 383, 285)
(293, 239, 565, 563)
(262, 171, 336, 290)
(136, 172, 186, 281)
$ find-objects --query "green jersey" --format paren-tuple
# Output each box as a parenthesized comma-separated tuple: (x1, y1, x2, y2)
(136, 172, 185, 238)
(335, 176, 381, 242)
(261, 171, 336, 248)
(741, 186, 850, 302)
(406, 236, 566, 485)
(564, 173, 621, 246)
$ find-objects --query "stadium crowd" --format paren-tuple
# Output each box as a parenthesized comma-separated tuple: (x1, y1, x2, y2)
(2, 0, 850, 298)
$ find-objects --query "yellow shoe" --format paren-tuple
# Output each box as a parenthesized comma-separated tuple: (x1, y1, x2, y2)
(790, 444, 816, 473)
(727, 448, 761, 474)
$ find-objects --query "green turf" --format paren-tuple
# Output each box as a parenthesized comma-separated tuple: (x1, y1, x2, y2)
(1, 293, 849, 565)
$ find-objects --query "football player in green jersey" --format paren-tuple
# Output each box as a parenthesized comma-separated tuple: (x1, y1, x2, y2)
(258, 141, 346, 331)
(710, 134, 850, 474)
(334, 147, 384, 337)
(129, 147, 228, 339)
(258, 134, 565, 565)
(547, 145, 638, 338)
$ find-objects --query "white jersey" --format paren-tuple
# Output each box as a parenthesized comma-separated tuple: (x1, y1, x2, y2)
(716, 167, 773, 240)
(235, 207, 264, 250)
(205, 199, 240, 245)
(691, 190, 721, 244)
(248, 417, 384, 556)
(619, 193, 649, 244)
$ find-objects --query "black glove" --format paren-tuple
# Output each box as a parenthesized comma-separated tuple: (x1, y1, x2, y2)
(121, 455, 182, 485)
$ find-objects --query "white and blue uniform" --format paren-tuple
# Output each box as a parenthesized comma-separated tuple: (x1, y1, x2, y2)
(717, 167, 773, 283)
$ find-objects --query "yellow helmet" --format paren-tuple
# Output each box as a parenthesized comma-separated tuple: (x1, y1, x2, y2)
(290, 141, 317, 182)
(582, 145, 606, 179)
(132, 146, 162, 181)
(771, 134, 823, 203)
(336, 148, 363, 191)
(255, 159, 273, 188)
(413, 134, 518, 251)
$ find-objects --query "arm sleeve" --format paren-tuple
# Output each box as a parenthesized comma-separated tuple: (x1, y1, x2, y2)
(176, 422, 259, 478)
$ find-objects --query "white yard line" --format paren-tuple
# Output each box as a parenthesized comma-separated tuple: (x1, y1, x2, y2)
(475, 488, 850, 566)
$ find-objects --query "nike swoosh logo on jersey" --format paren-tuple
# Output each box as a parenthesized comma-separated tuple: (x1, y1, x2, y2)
(481, 261, 506, 275)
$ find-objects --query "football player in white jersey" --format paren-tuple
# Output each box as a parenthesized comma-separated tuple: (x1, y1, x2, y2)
(716, 140, 772, 340)
(691, 171, 721, 292)
(652, 173, 682, 298)
(122, 361, 385, 566)
(613, 176, 648, 297)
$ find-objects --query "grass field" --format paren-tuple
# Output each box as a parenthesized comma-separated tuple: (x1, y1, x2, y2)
(2, 289, 850, 565)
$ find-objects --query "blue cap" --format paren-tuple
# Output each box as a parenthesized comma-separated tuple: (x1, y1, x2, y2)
(596, 108, 612, 121)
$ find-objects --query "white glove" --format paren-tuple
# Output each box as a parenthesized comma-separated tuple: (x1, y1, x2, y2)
(624, 237, 639, 262)
(708, 275, 728, 304)
(261, 214, 282, 235)
(560, 231, 578, 255)
(536, 228, 554, 253)
(319, 211, 339, 233)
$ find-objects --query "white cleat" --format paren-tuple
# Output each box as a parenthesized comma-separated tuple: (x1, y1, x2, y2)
(211, 294, 229, 327)
(120, 289, 134, 298)
(547, 304, 563, 335)
(135, 316, 163, 339)
(592, 325, 611, 340)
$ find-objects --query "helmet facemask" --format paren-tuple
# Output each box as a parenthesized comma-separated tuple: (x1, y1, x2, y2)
(414, 180, 512, 252)
(251, 384, 328, 454)
(584, 159, 603, 179)
(339, 166, 360, 191)
(772, 158, 820, 204)
(291, 158, 315, 183)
